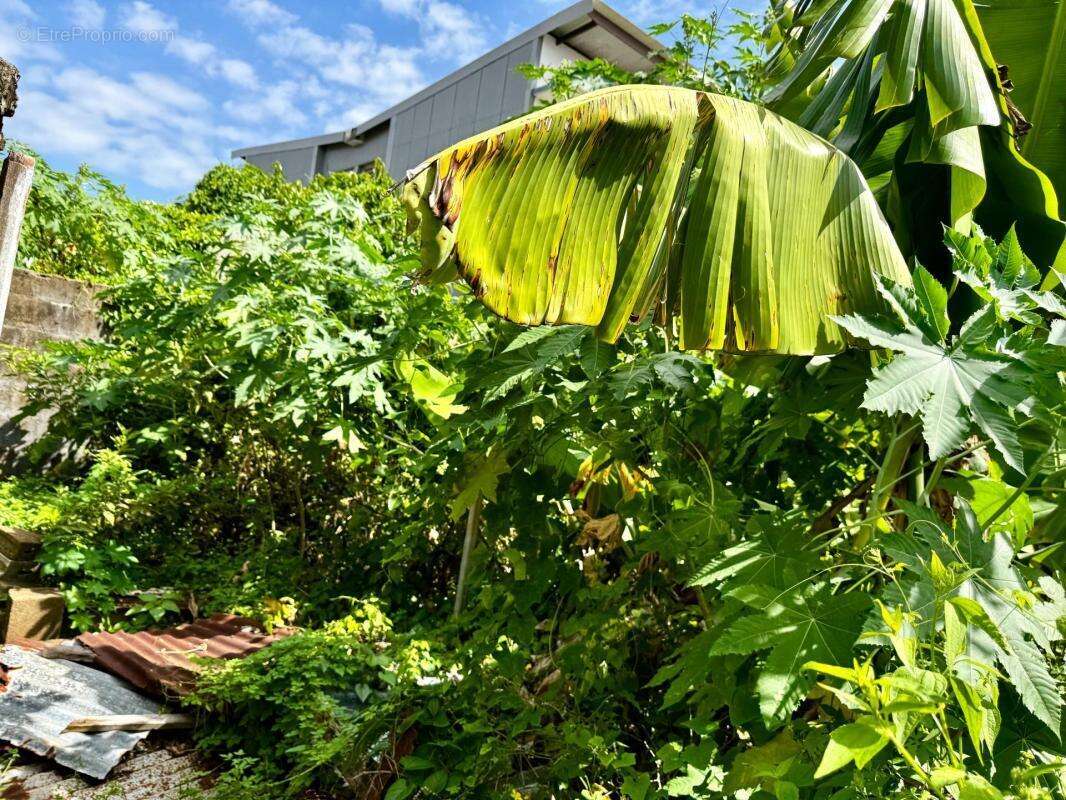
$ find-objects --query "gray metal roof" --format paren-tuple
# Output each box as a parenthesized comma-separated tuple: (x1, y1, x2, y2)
(0, 645, 162, 780)
(232, 0, 661, 159)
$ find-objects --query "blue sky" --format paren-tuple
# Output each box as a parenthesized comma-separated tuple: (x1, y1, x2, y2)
(2, 0, 757, 201)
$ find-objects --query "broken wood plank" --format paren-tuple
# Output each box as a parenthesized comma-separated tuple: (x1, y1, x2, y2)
(62, 714, 195, 734)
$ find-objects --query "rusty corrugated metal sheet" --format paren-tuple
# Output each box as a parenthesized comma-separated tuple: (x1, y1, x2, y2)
(0, 645, 161, 780)
(76, 614, 293, 699)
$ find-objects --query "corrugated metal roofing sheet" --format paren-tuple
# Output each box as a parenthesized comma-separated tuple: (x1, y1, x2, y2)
(0, 645, 161, 780)
(76, 614, 293, 699)
(1, 737, 214, 800)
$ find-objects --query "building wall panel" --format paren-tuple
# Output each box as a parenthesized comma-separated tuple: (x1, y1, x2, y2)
(245, 148, 315, 182)
(319, 124, 389, 173)
(474, 56, 508, 129)
(502, 44, 535, 119)
(430, 84, 457, 135)
(392, 108, 415, 149)
(452, 71, 481, 140)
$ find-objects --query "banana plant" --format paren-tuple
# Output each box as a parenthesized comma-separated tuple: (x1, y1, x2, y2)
(404, 85, 911, 356)
(764, 0, 1066, 271)
(977, 0, 1066, 201)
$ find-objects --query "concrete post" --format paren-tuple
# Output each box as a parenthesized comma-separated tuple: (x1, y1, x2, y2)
(0, 59, 33, 339)
(0, 152, 35, 338)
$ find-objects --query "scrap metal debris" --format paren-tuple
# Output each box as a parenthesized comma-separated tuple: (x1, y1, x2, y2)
(77, 613, 294, 699)
(0, 737, 213, 800)
(0, 646, 161, 780)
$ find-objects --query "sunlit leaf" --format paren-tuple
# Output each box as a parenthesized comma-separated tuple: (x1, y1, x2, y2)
(404, 86, 911, 355)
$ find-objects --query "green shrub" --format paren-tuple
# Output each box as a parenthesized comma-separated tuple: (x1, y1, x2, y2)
(11, 159, 478, 631)
(10, 143, 199, 284)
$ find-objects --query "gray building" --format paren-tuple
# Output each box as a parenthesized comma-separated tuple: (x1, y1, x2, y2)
(232, 0, 661, 181)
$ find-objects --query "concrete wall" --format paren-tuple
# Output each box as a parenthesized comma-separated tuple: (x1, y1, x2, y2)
(0, 269, 101, 471)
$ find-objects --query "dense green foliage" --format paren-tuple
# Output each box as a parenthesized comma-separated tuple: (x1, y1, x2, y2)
(1, 6, 1064, 800)
(4, 157, 476, 630)
(9, 143, 201, 284)
(519, 11, 773, 103)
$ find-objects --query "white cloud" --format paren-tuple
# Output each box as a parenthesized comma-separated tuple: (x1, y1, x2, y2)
(120, 1, 177, 33)
(378, 0, 488, 63)
(12, 68, 224, 192)
(167, 36, 216, 63)
(378, 0, 419, 13)
(128, 71, 209, 112)
(213, 124, 260, 142)
(151, 6, 260, 92)
(166, 35, 260, 89)
(422, 1, 487, 62)
(66, 0, 105, 29)
(223, 79, 307, 125)
(0, 0, 62, 64)
(0, 0, 34, 17)
(45, 67, 210, 137)
(226, 0, 296, 27)
(218, 59, 258, 89)
(247, 20, 425, 125)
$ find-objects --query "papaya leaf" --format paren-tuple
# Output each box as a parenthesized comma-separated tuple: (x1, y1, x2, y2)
(710, 583, 871, 727)
(689, 513, 819, 593)
(834, 274, 1034, 470)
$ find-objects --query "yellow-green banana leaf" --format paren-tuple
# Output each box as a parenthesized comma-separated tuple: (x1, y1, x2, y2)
(403, 85, 911, 355)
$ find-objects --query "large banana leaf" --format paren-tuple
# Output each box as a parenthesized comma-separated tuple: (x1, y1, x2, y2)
(766, 0, 1066, 270)
(403, 86, 910, 355)
(977, 0, 1066, 201)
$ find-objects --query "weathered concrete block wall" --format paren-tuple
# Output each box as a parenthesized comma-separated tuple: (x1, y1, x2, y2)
(0, 269, 101, 470)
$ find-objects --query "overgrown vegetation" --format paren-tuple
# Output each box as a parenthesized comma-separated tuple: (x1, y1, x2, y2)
(519, 11, 773, 102)
(1, 5, 1064, 800)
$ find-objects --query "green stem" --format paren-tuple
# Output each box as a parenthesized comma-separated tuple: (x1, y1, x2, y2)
(892, 737, 945, 800)
(983, 443, 1055, 532)
(917, 458, 946, 506)
(857, 420, 919, 548)
(696, 588, 714, 624)
(936, 709, 962, 768)
(907, 443, 926, 505)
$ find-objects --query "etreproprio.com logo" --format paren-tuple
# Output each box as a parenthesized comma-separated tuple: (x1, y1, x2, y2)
(17, 26, 176, 44)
